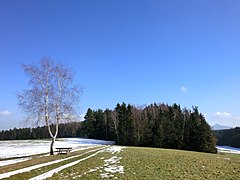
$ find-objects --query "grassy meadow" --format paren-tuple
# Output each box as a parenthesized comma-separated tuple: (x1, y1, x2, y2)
(121, 147, 240, 179)
(0, 146, 240, 179)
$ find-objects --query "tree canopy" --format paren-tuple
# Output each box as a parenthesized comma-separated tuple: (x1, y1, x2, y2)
(80, 103, 217, 153)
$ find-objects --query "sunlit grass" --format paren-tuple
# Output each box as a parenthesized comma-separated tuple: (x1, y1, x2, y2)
(52, 146, 240, 179)
(121, 147, 240, 179)
(50, 152, 114, 180)
(1, 146, 240, 179)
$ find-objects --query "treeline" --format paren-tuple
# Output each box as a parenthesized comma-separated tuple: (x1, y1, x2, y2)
(0, 122, 81, 140)
(214, 127, 240, 148)
(0, 102, 217, 153)
(79, 103, 217, 153)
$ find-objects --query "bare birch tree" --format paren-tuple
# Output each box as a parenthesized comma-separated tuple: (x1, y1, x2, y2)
(17, 58, 80, 155)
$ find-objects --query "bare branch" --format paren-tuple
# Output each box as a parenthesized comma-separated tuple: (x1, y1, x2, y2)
(17, 57, 81, 155)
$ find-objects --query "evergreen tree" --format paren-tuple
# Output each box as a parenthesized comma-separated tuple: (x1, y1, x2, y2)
(82, 108, 95, 138)
(115, 103, 128, 145)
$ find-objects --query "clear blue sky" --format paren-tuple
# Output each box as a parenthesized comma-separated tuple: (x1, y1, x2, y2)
(0, 0, 240, 130)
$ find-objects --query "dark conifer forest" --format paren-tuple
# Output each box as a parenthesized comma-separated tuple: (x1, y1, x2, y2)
(0, 122, 81, 140)
(214, 127, 240, 148)
(80, 103, 217, 153)
(0, 102, 217, 153)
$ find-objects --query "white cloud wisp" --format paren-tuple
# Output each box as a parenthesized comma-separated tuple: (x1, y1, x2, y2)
(180, 86, 188, 93)
(215, 112, 232, 118)
(206, 111, 240, 127)
(0, 110, 11, 116)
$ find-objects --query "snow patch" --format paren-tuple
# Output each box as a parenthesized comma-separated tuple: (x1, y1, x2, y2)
(100, 146, 125, 178)
(104, 156, 121, 165)
(0, 138, 114, 159)
(101, 156, 124, 176)
(29, 147, 105, 180)
(104, 146, 125, 154)
(224, 158, 230, 161)
(76, 146, 126, 179)
(217, 146, 240, 154)
(0, 146, 106, 179)
(0, 140, 50, 159)
(64, 138, 114, 146)
(0, 157, 32, 167)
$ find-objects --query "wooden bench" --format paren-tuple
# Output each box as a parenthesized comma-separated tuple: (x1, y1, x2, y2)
(55, 147, 72, 155)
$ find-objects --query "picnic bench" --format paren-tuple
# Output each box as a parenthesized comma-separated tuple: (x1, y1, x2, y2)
(55, 147, 72, 155)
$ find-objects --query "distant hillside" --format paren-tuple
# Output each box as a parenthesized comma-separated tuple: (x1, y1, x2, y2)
(212, 124, 232, 130)
(0, 122, 81, 140)
(214, 127, 240, 148)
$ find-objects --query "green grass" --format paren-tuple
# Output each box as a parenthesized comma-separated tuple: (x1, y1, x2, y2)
(1, 146, 240, 179)
(121, 147, 240, 179)
(50, 146, 240, 180)
(50, 151, 115, 180)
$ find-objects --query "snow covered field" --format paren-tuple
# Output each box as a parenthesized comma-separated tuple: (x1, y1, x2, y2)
(1, 139, 239, 160)
(0, 138, 114, 159)
(217, 146, 240, 154)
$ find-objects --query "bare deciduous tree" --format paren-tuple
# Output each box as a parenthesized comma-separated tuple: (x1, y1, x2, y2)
(17, 58, 80, 155)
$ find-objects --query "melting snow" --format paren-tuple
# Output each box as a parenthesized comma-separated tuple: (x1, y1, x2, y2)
(100, 156, 124, 178)
(0, 157, 32, 167)
(224, 158, 230, 161)
(100, 146, 125, 178)
(0, 140, 51, 159)
(72, 146, 126, 179)
(217, 146, 240, 154)
(104, 146, 125, 154)
(0, 146, 107, 179)
(65, 138, 114, 146)
(29, 147, 106, 180)
(0, 138, 114, 159)
(0, 139, 119, 179)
